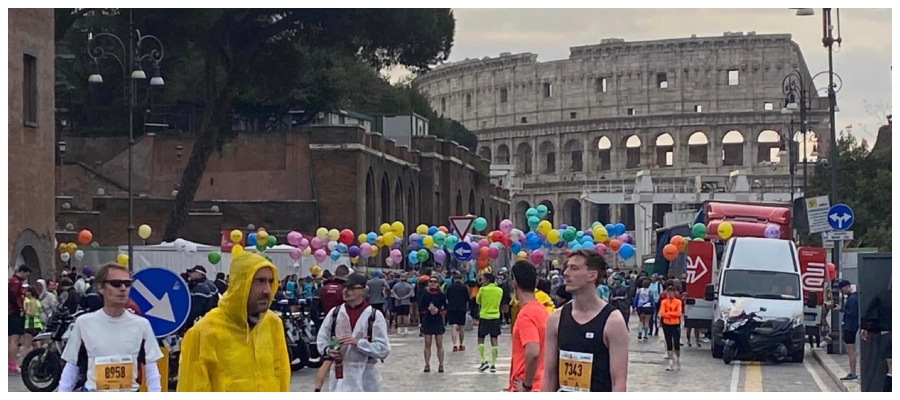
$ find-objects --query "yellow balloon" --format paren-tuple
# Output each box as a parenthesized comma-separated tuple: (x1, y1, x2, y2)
(423, 235, 435, 249)
(351, 256, 359, 264)
(232, 244, 244, 255)
(375, 236, 384, 248)
(138, 224, 153, 240)
(717, 222, 734, 240)
(537, 220, 552, 235)
(416, 224, 429, 235)
(328, 229, 340, 242)
(391, 221, 405, 235)
(369, 246, 379, 257)
(230, 229, 243, 243)
(357, 233, 368, 245)
(58, 243, 67, 253)
(67, 243, 78, 254)
(516, 251, 528, 261)
(547, 229, 561, 245)
(302, 247, 312, 256)
(310, 265, 322, 277)
(383, 232, 396, 246)
(316, 227, 328, 240)
(116, 253, 129, 266)
(552, 259, 560, 267)
(592, 226, 609, 243)
(379, 223, 392, 235)
(256, 230, 269, 244)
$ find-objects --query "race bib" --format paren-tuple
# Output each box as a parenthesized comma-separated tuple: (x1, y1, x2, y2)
(558, 350, 593, 392)
(94, 355, 135, 391)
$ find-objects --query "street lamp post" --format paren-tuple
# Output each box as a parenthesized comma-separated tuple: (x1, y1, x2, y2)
(57, 141, 67, 196)
(87, 9, 165, 270)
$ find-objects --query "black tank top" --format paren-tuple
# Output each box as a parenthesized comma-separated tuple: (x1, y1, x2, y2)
(557, 302, 616, 392)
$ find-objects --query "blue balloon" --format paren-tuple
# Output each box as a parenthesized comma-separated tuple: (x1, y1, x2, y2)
(615, 223, 626, 236)
(618, 243, 635, 260)
(337, 243, 348, 253)
(510, 241, 522, 254)
(568, 240, 580, 248)
(367, 232, 378, 244)
(571, 244, 582, 251)
(330, 250, 341, 261)
(576, 230, 585, 239)
(527, 237, 542, 251)
(408, 251, 420, 264)
(581, 236, 593, 244)
(525, 232, 538, 241)
(247, 233, 258, 246)
(428, 226, 439, 235)
(605, 224, 616, 235)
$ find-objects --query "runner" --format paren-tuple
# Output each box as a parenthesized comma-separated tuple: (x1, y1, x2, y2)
(659, 285, 683, 371)
(314, 265, 350, 392)
(315, 273, 390, 391)
(22, 287, 43, 354)
(499, 268, 513, 327)
(391, 273, 413, 334)
(366, 272, 387, 313)
(177, 252, 289, 391)
(476, 273, 503, 372)
(861, 287, 891, 391)
(633, 278, 653, 342)
(59, 263, 164, 392)
(508, 261, 548, 392)
(542, 250, 629, 392)
(419, 276, 447, 372)
(445, 271, 470, 352)
(8, 265, 29, 373)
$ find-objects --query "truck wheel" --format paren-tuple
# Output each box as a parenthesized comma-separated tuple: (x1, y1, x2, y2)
(712, 343, 724, 359)
(791, 348, 805, 363)
(722, 345, 736, 364)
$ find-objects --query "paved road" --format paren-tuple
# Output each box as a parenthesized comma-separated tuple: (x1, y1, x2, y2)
(8, 319, 840, 392)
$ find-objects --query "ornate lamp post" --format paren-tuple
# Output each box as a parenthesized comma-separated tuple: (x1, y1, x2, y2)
(87, 9, 165, 270)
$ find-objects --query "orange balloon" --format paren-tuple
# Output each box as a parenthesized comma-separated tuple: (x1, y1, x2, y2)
(479, 246, 489, 259)
(669, 235, 685, 251)
(609, 239, 622, 252)
(438, 226, 449, 233)
(663, 244, 679, 261)
(477, 258, 489, 270)
(77, 230, 93, 245)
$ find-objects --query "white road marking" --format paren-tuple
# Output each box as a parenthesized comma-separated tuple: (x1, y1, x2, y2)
(449, 370, 510, 376)
(730, 361, 741, 392)
(803, 358, 830, 392)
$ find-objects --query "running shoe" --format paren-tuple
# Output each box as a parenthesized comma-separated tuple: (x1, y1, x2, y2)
(490, 365, 497, 373)
(478, 362, 490, 372)
(840, 374, 858, 381)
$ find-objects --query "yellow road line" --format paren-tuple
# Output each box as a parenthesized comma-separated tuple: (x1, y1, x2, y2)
(744, 361, 764, 392)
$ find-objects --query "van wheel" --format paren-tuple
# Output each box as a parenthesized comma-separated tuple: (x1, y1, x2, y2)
(712, 343, 724, 359)
(791, 348, 804, 363)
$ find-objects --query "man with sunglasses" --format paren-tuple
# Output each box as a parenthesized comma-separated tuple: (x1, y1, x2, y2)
(59, 263, 163, 392)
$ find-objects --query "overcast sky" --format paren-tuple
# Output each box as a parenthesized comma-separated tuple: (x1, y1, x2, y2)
(392, 8, 892, 144)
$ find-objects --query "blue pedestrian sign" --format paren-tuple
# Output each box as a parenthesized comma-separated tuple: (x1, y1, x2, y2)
(130, 267, 192, 338)
(452, 242, 473, 262)
(827, 204, 854, 231)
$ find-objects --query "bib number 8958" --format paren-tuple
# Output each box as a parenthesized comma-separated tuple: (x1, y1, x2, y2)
(105, 366, 128, 379)
(563, 361, 583, 377)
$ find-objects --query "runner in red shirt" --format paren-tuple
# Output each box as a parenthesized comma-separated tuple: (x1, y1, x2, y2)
(9, 265, 31, 373)
(509, 261, 548, 392)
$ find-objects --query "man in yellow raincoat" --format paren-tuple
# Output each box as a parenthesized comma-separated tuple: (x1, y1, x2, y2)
(510, 289, 555, 327)
(177, 252, 290, 391)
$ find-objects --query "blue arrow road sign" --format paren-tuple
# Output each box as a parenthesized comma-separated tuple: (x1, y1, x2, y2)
(130, 267, 192, 338)
(827, 203, 854, 231)
(453, 242, 473, 262)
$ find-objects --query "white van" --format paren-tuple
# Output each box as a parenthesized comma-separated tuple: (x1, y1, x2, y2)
(704, 237, 811, 362)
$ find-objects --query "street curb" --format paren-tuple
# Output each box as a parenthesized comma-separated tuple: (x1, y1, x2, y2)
(811, 348, 859, 392)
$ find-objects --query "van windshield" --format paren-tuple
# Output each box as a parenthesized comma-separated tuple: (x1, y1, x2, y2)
(721, 270, 801, 300)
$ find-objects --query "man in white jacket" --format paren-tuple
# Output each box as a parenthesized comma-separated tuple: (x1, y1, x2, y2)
(316, 273, 390, 392)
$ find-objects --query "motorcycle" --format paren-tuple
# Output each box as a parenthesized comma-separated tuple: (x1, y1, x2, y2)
(21, 309, 86, 392)
(721, 307, 794, 365)
(161, 333, 183, 391)
(274, 299, 323, 371)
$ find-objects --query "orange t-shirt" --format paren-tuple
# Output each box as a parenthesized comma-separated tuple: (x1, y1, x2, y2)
(508, 300, 549, 392)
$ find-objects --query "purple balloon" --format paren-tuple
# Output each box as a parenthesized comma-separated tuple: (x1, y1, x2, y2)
(360, 243, 372, 257)
(314, 249, 327, 263)
(287, 231, 302, 246)
(409, 233, 420, 243)
(298, 238, 310, 250)
(310, 237, 323, 250)
(618, 234, 629, 243)
(764, 224, 781, 239)
(348, 245, 360, 258)
(560, 224, 568, 230)
(470, 242, 480, 257)
(434, 249, 447, 264)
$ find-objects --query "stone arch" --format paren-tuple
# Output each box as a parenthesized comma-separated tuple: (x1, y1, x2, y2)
(468, 189, 476, 215)
(407, 185, 416, 229)
(394, 178, 404, 222)
(563, 198, 582, 230)
(563, 139, 584, 172)
(380, 174, 391, 224)
(757, 130, 782, 164)
(722, 130, 745, 166)
(538, 140, 557, 174)
(538, 199, 555, 225)
(687, 131, 709, 165)
(478, 146, 492, 162)
(9, 228, 50, 280)
(515, 200, 531, 231)
(624, 135, 642, 169)
(595, 136, 612, 171)
(495, 144, 510, 164)
(480, 199, 486, 219)
(654, 133, 675, 167)
(515, 142, 533, 175)
(365, 169, 377, 230)
(456, 190, 463, 215)
(795, 130, 818, 162)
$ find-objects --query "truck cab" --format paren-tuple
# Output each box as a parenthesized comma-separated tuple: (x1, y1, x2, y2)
(705, 237, 811, 362)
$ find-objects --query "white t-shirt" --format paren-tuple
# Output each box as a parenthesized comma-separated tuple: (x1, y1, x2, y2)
(61, 309, 163, 392)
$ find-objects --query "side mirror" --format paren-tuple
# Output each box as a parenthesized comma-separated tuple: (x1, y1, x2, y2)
(759, 307, 768, 312)
(704, 284, 716, 301)
(806, 292, 819, 308)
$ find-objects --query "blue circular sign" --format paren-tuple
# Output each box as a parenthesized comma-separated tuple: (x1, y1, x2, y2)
(130, 268, 192, 338)
(827, 203, 854, 231)
(452, 242, 473, 262)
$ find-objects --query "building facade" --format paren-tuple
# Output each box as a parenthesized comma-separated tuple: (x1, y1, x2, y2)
(8, 9, 56, 278)
(415, 32, 829, 263)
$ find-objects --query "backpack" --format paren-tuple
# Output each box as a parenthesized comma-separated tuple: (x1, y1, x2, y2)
(320, 281, 344, 315)
(329, 305, 384, 362)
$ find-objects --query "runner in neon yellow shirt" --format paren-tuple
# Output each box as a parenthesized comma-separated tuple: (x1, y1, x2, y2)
(475, 274, 503, 372)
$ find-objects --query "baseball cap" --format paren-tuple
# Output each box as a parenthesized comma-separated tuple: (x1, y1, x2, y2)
(17, 265, 31, 273)
(189, 265, 207, 275)
(343, 273, 368, 289)
(837, 280, 852, 289)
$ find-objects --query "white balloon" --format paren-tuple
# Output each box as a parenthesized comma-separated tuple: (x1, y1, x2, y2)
(74, 250, 85, 261)
(174, 238, 187, 252)
(327, 241, 338, 252)
(385, 258, 394, 267)
(60, 252, 71, 262)
(292, 262, 300, 269)
(185, 243, 197, 254)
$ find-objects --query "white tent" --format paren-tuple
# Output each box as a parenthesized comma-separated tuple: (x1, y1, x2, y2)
(116, 240, 350, 279)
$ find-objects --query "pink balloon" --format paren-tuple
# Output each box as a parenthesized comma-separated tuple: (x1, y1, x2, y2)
(287, 231, 302, 246)
(290, 248, 302, 260)
(360, 243, 372, 257)
(500, 219, 513, 235)
(314, 249, 327, 263)
(298, 238, 310, 250)
(594, 243, 608, 255)
(488, 246, 499, 259)
(478, 239, 489, 248)
(310, 237, 323, 250)
(390, 249, 402, 263)
(530, 250, 544, 264)
(618, 234, 629, 243)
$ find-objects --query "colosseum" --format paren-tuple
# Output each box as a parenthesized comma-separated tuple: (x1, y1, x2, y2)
(414, 32, 831, 264)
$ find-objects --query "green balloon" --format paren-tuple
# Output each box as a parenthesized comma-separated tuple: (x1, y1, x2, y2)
(692, 223, 707, 239)
(562, 229, 576, 242)
(591, 221, 601, 229)
(416, 249, 429, 262)
(526, 207, 539, 218)
(267, 235, 277, 247)
(445, 235, 459, 249)
(207, 252, 221, 264)
(256, 244, 267, 252)
(527, 216, 540, 229)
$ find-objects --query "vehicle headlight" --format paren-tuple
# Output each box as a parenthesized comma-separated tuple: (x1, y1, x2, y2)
(727, 319, 747, 331)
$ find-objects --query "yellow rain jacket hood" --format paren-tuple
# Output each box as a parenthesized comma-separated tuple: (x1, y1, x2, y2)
(177, 252, 290, 392)
(510, 289, 555, 326)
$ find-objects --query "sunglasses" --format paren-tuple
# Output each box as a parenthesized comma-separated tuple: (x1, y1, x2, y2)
(428, 280, 439, 283)
(105, 279, 133, 288)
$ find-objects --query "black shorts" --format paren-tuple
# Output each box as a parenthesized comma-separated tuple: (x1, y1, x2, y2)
(8, 313, 25, 336)
(447, 311, 467, 326)
(394, 305, 410, 316)
(25, 328, 41, 337)
(371, 303, 384, 313)
(842, 330, 857, 345)
(478, 318, 501, 338)
(638, 306, 654, 316)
